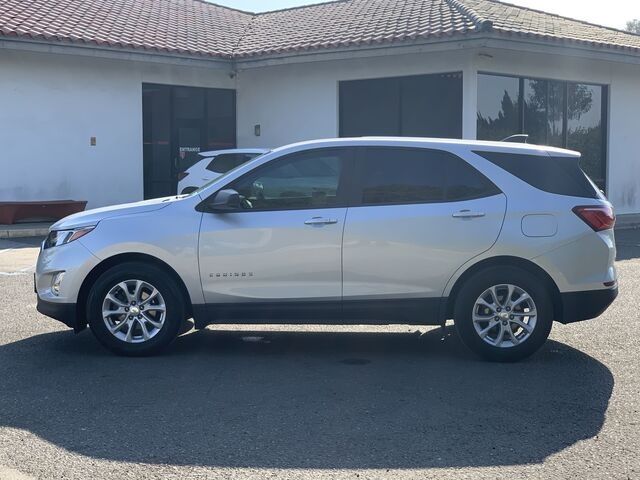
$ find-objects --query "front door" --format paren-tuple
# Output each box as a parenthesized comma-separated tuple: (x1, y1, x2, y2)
(198, 148, 354, 321)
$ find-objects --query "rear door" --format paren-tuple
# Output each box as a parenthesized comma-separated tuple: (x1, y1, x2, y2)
(342, 147, 506, 320)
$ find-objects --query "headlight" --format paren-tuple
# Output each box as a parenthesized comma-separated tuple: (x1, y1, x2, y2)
(43, 226, 95, 249)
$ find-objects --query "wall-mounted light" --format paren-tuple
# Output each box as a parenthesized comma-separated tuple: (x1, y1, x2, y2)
(254, 124, 261, 137)
(90, 136, 97, 146)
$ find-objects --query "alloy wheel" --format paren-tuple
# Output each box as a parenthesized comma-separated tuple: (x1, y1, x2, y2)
(101, 279, 166, 343)
(472, 284, 537, 348)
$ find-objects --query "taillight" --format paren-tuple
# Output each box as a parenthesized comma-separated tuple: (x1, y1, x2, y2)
(572, 205, 616, 231)
(177, 172, 189, 181)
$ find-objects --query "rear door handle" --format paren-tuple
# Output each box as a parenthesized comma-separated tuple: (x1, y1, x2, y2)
(304, 217, 338, 225)
(452, 210, 486, 219)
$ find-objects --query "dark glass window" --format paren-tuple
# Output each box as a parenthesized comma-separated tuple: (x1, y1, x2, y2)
(359, 148, 499, 206)
(523, 79, 565, 147)
(361, 149, 445, 204)
(207, 89, 236, 151)
(229, 149, 348, 211)
(142, 84, 236, 199)
(477, 75, 520, 141)
(447, 157, 501, 201)
(340, 72, 463, 139)
(475, 151, 602, 199)
(206, 153, 261, 174)
(477, 74, 608, 190)
(567, 84, 605, 187)
(339, 78, 400, 136)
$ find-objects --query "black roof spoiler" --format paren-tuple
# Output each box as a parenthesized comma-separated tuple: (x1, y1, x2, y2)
(501, 134, 529, 143)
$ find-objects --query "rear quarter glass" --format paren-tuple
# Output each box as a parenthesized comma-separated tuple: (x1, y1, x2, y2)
(473, 151, 603, 199)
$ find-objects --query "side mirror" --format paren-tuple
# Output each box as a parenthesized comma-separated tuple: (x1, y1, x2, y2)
(208, 189, 241, 212)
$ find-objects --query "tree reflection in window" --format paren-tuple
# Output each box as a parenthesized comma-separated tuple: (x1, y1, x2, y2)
(477, 74, 607, 190)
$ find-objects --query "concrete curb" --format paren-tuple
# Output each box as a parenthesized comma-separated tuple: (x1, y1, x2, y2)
(0, 223, 51, 239)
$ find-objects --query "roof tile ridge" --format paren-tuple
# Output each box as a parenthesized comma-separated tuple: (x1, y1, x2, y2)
(231, 9, 258, 60)
(442, 0, 493, 32)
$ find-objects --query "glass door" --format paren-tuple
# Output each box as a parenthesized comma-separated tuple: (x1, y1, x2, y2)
(142, 84, 236, 199)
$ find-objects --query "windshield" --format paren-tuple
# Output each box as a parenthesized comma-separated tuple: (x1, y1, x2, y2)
(190, 151, 271, 196)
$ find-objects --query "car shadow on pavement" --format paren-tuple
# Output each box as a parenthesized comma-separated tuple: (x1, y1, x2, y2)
(0, 326, 613, 469)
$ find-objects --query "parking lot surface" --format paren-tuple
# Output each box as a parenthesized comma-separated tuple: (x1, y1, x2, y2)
(0, 231, 639, 479)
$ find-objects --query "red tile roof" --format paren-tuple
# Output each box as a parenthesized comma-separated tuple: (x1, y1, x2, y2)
(0, 0, 252, 57)
(0, 0, 639, 60)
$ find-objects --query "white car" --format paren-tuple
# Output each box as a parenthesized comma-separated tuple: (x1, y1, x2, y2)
(177, 149, 269, 195)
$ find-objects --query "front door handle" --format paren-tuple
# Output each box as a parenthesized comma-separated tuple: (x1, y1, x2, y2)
(452, 210, 486, 219)
(304, 217, 338, 225)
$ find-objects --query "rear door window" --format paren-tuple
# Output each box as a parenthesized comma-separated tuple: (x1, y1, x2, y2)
(357, 147, 500, 206)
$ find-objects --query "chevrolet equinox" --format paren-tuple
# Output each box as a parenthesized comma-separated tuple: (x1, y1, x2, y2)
(35, 137, 618, 361)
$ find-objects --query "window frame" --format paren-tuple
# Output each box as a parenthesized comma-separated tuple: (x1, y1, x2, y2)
(476, 72, 609, 191)
(351, 146, 502, 208)
(199, 147, 358, 214)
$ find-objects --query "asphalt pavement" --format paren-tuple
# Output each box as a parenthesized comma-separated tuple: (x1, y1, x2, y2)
(0, 231, 638, 479)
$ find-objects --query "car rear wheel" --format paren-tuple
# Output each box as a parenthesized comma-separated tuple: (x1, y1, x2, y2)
(454, 266, 553, 362)
(87, 262, 185, 356)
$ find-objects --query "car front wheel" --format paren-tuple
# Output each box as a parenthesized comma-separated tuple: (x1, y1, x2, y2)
(86, 262, 185, 356)
(454, 266, 554, 362)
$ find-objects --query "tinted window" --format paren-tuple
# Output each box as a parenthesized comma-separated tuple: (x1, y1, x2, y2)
(228, 149, 348, 211)
(360, 148, 499, 206)
(567, 84, 605, 188)
(361, 149, 445, 204)
(477, 73, 608, 191)
(340, 72, 463, 139)
(447, 158, 501, 201)
(477, 75, 520, 141)
(475, 151, 601, 199)
(206, 153, 260, 174)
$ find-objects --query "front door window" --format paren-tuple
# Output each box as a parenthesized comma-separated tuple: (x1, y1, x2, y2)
(228, 150, 345, 211)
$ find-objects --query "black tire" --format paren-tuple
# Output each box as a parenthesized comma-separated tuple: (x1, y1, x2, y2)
(454, 266, 553, 362)
(86, 262, 185, 356)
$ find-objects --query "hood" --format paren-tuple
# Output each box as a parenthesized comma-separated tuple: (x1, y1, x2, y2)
(50, 196, 177, 230)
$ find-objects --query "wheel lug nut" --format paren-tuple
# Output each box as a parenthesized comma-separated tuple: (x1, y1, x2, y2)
(497, 307, 502, 312)
(125, 307, 129, 312)
(137, 315, 142, 320)
(128, 315, 133, 320)
(510, 315, 514, 320)
(131, 301, 136, 306)
(494, 316, 499, 321)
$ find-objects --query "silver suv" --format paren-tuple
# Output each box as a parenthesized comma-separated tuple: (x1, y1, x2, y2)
(35, 138, 618, 361)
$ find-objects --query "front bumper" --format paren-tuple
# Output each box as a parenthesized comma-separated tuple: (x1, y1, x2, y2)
(559, 287, 618, 324)
(37, 297, 78, 330)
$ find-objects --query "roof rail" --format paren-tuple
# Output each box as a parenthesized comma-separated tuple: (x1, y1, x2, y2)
(501, 134, 529, 143)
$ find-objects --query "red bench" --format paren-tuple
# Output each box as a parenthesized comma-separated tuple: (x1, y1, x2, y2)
(0, 200, 88, 225)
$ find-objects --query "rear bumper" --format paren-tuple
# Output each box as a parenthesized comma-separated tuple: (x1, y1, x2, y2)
(36, 297, 78, 330)
(559, 287, 618, 324)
